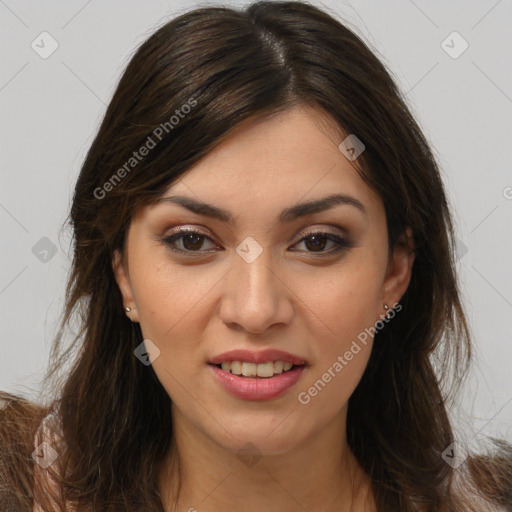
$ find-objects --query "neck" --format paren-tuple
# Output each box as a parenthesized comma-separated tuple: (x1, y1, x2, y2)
(158, 408, 375, 512)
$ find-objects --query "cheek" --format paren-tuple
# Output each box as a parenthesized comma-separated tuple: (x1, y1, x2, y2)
(130, 259, 210, 401)
(301, 254, 383, 345)
(294, 256, 383, 410)
(129, 249, 232, 399)
(132, 250, 215, 341)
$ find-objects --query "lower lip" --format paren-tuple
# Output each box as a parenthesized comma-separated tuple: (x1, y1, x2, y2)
(208, 364, 306, 401)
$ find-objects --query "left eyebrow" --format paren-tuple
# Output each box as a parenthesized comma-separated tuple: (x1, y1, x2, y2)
(155, 193, 367, 224)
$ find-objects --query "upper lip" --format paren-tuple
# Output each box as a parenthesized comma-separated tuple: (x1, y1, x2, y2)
(208, 349, 307, 366)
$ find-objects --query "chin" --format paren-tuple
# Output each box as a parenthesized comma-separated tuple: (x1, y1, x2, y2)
(206, 414, 310, 458)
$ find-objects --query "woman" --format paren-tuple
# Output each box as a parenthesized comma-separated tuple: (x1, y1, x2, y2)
(1, 1, 511, 511)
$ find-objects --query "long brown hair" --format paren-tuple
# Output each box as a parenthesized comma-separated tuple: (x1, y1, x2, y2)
(1, 2, 511, 511)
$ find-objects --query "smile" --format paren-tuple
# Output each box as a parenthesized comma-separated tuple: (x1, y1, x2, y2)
(208, 362, 306, 401)
(216, 360, 297, 378)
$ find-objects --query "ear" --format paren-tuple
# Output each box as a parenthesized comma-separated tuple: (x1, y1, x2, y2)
(112, 249, 139, 323)
(382, 227, 415, 309)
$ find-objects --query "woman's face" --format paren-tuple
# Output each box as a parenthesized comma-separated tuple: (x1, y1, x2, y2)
(113, 105, 414, 456)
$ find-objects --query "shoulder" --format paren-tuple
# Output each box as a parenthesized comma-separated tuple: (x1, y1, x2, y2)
(451, 450, 512, 512)
(0, 391, 46, 510)
(461, 492, 509, 512)
(460, 494, 509, 512)
(0, 391, 68, 512)
(32, 407, 69, 512)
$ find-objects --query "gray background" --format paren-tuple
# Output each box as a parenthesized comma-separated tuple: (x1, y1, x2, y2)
(1, 0, 511, 446)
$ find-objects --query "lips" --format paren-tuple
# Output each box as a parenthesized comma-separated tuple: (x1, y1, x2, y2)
(207, 348, 307, 401)
(209, 364, 306, 401)
(208, 348, 307, 366)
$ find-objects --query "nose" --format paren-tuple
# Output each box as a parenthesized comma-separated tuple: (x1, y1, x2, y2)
(218, 245, 294, 334)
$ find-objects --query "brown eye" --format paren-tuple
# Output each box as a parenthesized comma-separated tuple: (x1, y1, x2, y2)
(161, 228, 351, 257)
(162, 228, 218, 254)
(291, 231, 351, 255)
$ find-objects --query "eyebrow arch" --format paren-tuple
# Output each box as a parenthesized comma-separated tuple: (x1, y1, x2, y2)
(156, 193, 367, 224)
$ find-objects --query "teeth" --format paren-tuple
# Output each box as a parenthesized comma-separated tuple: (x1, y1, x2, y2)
(256, 362, 274, 377)
(231, 361, 242, 374)
(242, 362, 257, 377)
(218, 360, 297, 377)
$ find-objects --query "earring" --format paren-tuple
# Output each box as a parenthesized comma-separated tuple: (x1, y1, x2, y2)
(125, 306, 131, 312)
(383, 304, 391, 319)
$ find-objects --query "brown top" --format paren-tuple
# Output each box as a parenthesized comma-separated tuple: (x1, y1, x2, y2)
(32, 411, 72, 512)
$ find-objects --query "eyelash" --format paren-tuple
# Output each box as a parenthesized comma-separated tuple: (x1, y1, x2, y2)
(161, 227, 351, 257)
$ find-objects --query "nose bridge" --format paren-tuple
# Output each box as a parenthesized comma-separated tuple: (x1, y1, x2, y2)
(238, 243, 276, 301)
(219, 237, 292, 332)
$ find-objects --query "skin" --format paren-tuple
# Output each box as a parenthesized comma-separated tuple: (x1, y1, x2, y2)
(113, 104, 415, 512)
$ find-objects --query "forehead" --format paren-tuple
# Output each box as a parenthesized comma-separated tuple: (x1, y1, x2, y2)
(146, 105, 384, 226)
